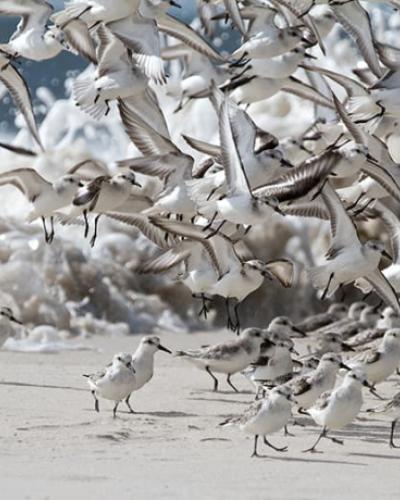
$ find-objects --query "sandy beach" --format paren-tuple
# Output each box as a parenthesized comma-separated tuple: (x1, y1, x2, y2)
(0, 330, 399, 500)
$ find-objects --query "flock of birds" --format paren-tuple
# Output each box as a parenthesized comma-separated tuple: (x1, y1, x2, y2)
(2, 0, 400, 458)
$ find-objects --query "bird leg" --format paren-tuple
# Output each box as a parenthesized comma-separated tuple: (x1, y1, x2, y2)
(283, 425, 295, 437)
(225, 298, 235, 331)
(205, 219, 226, 239)
(263, 436, 288, 452)
(203, 211, 217, 231)
(233, 302, 241, 335)
(48, 216, 55, 244)
(303, 426, 327, 453)
(41, 216, 50, 244)
(90, 214, 101, 247)
(226, 374, 239, 393)
(251, 435, 260, 458)
(346, 192, 365, 212)
(105, 100, 111, 116)
(197, 294, 211, 319)
(124, 394, 135, 414)
(321, 273, 334, 301)
(390, 419, 399, 448)
(206, 366, 219, 392)
(112, 401, 120, 418)
(91, 390, 99, 413)
(83, 210, 90, 238)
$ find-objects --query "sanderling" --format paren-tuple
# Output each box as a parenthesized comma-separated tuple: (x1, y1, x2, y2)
(347, 329, 400, 385)
(174, 327, 265, 392)
(220, 385, 293, 457)
(304, 370, 375, 453)
(295, 302, 349, 334)
(83, 352, 136, 418)
(123, 336, 171, 413)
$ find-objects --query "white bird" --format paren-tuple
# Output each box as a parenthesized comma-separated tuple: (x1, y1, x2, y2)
(83, 352, 136, 418)
(0, 307, 23, 348)
(123, 336, 171, 413)
(295, 302, 348, 333)
(347, 328, 400, 385)
(220, 385, 293, 457)
(0, 169, 84, 243)
(174, 327, 265, 392)
(308, 182, 400, 313)
(304, 370, 375, 453)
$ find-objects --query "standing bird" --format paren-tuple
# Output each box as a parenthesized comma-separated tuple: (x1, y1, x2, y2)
(304, 370, 377, 453)
(367, 392, 400, 449)
(123, 336, 171, 413)
(0, 307, 23, 347)
(220, 385, 293, 457)
(174, 328, 265, 392)
(83, 352, 136, 418)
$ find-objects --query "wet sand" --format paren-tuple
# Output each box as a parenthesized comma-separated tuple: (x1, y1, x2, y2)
(1, 330, 399, 500)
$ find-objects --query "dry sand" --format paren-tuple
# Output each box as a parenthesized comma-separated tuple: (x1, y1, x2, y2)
(0, 330, 399, 500)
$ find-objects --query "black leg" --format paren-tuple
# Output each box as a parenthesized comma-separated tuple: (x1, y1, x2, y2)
(251, 435, 260, 458)
(346, 192, 365, 211)
(125, 394, 135, 414)
(226, 374, 239, 393)
(205, 220, 226, 239)
(321, 273, 334, 301)
(225, 298, 235, 331)
(283, 425, 295, 437)
(203, 211, 217, 231)
(41, 216, 49, 243)
(48, 216, 55, 244)
(91, 390, 99, 413)
(198, 294, 209, 319)
(90, 214, 101, 247)
(206, 366, 219, 392)
(112, 401, 119, 418)
(263, 436, 288, 452)
(390, 419, 399, 448)
(303, 426, 327, 453)
(233, 302, 241, 335)
(83, 210, 89, 238)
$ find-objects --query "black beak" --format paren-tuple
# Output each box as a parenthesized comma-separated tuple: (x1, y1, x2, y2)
(292, 325, 306, 337)
(78, 182, 84, 187)
(289, 346, 299, 355)
(363, 381, 385, 400)
(304, 53, 317, 60)
(10, 316, 23, 325)
(158, 344, 172, 354)
(261, 270, 273, 279)
(341, 343, 355, 352)
(127, 362, 136, 373)
(339, 362, 351, 370)
(132, 180, 142, 187)
(382, 250, 393, 261)
(169, 0, 181, 7)
(366, 153, 379, 164)
(280, 158, 294, 168)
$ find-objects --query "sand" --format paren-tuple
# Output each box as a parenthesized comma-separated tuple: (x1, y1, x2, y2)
(0, 330, 399, 500)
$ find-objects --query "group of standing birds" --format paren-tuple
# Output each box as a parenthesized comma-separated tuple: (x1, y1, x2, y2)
(2, 0, 400, 457)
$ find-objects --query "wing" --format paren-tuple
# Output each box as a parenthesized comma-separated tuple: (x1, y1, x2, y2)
(254, 151, 337, 202)
(138, 247, 191, 274)
(105, 213, 177, 250)
(61, 19, 97, 64)
(265, 259, 294, 288)
(219, 99, 252, 196)
(281, 199, 330, 220)
(72, 176, 109, 207)
(0, 55, 43, 150)
(312, 390, 332, 411)
(0, 168, 50, 200)
(0, 0, 52, 35)
(331, 0, 382, 78)
(302, 64, 368, 98)
(364, 269, 400, 315)
(372, 202, 400, 263)
(117, 152, 192, 180)
(223, 0, 247, 37)
(291, 375, 312, 397)
(67, 159, 109, 178)
(155, 11, 225, 63)
(226, 104, 257, 161)
(182, 134, 221, 159)
(107, 14, 166, 84)
(321, 182, 360, 258)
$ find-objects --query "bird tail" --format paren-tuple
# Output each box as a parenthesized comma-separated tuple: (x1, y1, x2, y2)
(72, 77, 108, 120)
(186, 177, 222, 203)
(308, 266, 337, 297)
(219, 416, 239, 427)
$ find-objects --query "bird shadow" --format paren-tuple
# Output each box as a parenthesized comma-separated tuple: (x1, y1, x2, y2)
(250, 454, 365, 466)
(119, 410, 199, 418)
(349, 452, 400, 461)
(0, 381, 86, 391)
(187, 396, 248, 405)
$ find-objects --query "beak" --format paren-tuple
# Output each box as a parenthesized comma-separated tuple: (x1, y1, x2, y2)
(158, 344, 172, 354)
(127, 361, 135, 373)
(363, 380, 385, 400)
(261, 269, 273, 279)
(366, 153, 379, 164)
(382, 250, 393, 261)
(341, 342, 355, 352)
(280, 158, 294, 168)
(339, 362, 351, 370)
(292, 325, 306, 337)
(304, 52, 317, 60)
(10, 316, 23, 325)
(287, 393, 295, 402)
(169, 0, 181, 7)
(132, 180, 142, 188)
(289, 346, 299, 355)
(78, 182, 84, 187)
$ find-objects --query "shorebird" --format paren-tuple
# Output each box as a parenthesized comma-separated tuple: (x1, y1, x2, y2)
(219, 385, 293, 457)
(123, 336, 171, 413)
(174, 327, 265, 392)
(295, 303, 348, 334)
(308, 182, 400, 314)
(0, 307, 23, 348)
(347, 329, 400, 385)
(83, 352, 136, 418)
(308, 332, 354, 358)
(304, 370, 376, 453)
(70, 171, 142, 247)
(367, 392, 400, 449)
(0, 169, 84, 243)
